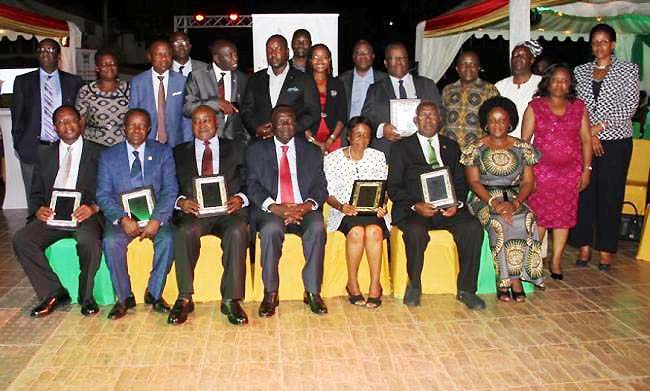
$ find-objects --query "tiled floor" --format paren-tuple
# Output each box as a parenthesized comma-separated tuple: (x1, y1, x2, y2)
(1, 208, 650, 390)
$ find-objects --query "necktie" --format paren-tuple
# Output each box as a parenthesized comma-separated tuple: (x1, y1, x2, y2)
(54, 145, 73, 189)
(398, 79, 407, 99)
(178, 65, 185, 75)
(156, 75, 167, 144)
(42, 75, 57, 141)
(201, 140, 213, 176)
(217, 72, 226, 98)
(427, 139, 440, 169)
(279, 145, 295, 203)
(130, 150, 144, 188)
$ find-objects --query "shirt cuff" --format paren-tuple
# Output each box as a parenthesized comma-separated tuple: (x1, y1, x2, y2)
(306, 198, 319, 210)
(262, 197, 275, 212)
(235, 193, 249, 207)
(376, 123, 385, 139)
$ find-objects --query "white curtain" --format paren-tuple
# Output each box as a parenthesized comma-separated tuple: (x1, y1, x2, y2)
(509, 0, 531, 56)
(415, 21, 472, 82)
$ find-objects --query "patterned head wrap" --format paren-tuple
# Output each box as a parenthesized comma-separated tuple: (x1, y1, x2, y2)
(515, 40, 543, 58)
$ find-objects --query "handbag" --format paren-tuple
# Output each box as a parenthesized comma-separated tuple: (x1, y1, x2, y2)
(619, 201, 644, 241)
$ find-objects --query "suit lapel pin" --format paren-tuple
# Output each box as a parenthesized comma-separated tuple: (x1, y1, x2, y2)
(147, 156, 153, 161)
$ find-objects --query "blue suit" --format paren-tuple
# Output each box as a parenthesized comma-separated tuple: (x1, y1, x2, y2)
(96, 140, 179, 302)
(129, 69, 192, 148)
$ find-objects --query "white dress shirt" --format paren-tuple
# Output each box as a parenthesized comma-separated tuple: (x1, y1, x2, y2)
(349, 68, 375, 118)
(495, 74, 542, 139)
(377, 73, 417, 138)
(267, 64, 290, 108)
(151, 69, 170, 108)
(54, 137, 83, 189)
(416, 132, 445, 166)
(172, 59, 192, 77)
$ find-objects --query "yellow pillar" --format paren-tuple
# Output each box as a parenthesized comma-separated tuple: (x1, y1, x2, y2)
(637, 206, 650, 262)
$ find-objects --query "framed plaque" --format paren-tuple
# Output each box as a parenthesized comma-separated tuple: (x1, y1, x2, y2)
(389, 98, 421, 137)
(420, 167, 457, 209)
(192, 175, 228, 217)
(47, 189, 81, 229)
(121, 187, 155, 227)
(348, 180, 386, 215)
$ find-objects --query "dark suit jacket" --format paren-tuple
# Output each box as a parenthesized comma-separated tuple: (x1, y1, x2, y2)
(182, 65, 250, 144)
(387, 133, 467, 227)
(308, 76, 347, 134)
(96, 140, 178, 224)
(29, 139, 102, 221)
(338, 68, 388, 116)
(172, 137, 247, 224)
(361, 74, 442, 156)
(245, 136, 327, 224)
(11, 69, 82, 164)
(240, 66, 320, 138)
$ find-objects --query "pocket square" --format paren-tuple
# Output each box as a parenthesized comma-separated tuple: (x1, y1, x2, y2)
(172, 91, 182, 96)
(330, 90, 337, 97)
(287, 86, 299, 92)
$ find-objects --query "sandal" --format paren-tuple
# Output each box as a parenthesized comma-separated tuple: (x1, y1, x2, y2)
(366, 287, 382, 309)
(497, 288, 511, 302)
(346, 286, 365, 306)
(511, 287, 526, 303)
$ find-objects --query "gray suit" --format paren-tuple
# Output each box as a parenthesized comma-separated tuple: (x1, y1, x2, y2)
(182, 63, 250, 145)
(338, 68, 388, 118)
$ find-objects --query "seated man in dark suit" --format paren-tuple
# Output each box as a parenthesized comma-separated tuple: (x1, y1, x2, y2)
(361, 42, 442, 157)
(96, 109, 179, 320)
(183, 39, 249, 146)
(240, 34, 320, 142)
(387, 101, 485, 310)
(246, 105, 328, 317)
(12, 105, 103, 317)
(169, 105, 250, 326)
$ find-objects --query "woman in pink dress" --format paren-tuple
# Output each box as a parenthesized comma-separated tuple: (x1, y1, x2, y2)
(521, 64, 592, 280)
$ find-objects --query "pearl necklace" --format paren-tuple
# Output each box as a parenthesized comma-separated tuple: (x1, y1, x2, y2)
(594, 63, 611, 70)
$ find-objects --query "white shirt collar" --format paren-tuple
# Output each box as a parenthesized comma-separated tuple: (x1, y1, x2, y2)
(195, 135, 219, 148)
(417, 132, 439, 144)
(354, 67, 374, 80)
(267, 63, 290, 79)
(212, 63, 230, 76)
(152, 68, 170, 79)
(40, 68, 59, 78)
(389, 73, 412, 84)
(126, 142, 146, 155)
(59, 136, 83, 152)
(274, 136, 295, 149)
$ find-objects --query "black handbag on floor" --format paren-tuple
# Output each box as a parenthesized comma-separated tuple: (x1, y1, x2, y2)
(619, 201, 644, 241)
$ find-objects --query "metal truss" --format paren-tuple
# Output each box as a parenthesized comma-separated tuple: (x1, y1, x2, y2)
(173, 15, 253, 31)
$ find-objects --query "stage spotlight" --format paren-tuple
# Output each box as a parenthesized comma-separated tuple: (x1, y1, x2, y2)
(228, 13, 239, 21)
(194, 12, 205, 23)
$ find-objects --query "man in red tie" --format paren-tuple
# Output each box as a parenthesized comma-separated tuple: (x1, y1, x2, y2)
(169, 105, 250, 325)
(246, 105, 328, 317)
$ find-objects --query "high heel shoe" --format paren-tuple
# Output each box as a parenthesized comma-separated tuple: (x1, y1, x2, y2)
(366, 287, 382, 309)
(346, 286, 365, 306)
(550, 272, 564, 280)
(497, 287, 511, 302)
(511, 287, 526, 303)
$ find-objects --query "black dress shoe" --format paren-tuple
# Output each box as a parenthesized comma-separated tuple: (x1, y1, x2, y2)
(258, 291, 279, 317)
(221, 299, 249, 325)
(303, 291, 328, 315)
(108, 301, 128, 320)
(30, 291, 71, 318)
(403, 283, 421, 307)
(167, 298, 194, 325)
(456, 291, 486, 310)
(80, 300, 99, 316)
(151, 297, 171, 313)
(575, 259, 590, 268)
(144, 290, 156, 305)
(125, 293, 136, 309)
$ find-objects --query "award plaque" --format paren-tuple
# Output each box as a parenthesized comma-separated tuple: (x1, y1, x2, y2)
(420, 167, 457, 209)
(192, 175, 228, 217)
(121, 187, 155, 227)
(349, 180, 386, 215)
(47, 189, 81, 229)
(389, 98, 421, 137)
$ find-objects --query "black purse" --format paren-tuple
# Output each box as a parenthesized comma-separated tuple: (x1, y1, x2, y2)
(619, 201, 644, 241)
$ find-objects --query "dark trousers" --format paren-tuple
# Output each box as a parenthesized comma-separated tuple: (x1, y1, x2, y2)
(569, 138, 633, 253)
(12, 216, 103, 302)
(173, 214, 249, 300)
(256, 211, 326, 294)
(399, 209, 483, 293)
(19, 161, 35, 215)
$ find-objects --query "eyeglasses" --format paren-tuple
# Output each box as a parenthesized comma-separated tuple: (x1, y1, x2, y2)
(36, 47, 58, 54)
(171, 41, 189, 47)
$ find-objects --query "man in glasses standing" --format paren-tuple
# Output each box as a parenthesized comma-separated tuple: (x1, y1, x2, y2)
(11, 39, 82, 214)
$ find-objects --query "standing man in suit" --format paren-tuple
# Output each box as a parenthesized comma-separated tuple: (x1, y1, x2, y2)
(361, 42, 442, 156)
(169, 105, 250, 326)
(183, 39, 250, 146)
(246, 105, 328, 317)
(12, 105, 103, 317)
(289, 29, 311, 72)
(338, 40, 388, 119)
(387, 101, 485, 310)
(129, 39, 192, 148)
(96, 108, 178, 320)
(169, 31, 208, 77)
(240, 34, 320, 142)
(11, 39, 82, 214)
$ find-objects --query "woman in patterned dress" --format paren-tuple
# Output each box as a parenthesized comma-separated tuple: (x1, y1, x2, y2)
(521, 64, 592, 280)
(324, 116, 388, 308)
(462, 97, 543, 302)
(75, 49, 130, 147)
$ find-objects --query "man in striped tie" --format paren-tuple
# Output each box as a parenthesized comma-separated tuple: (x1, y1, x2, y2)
(11, 39, 82, 214)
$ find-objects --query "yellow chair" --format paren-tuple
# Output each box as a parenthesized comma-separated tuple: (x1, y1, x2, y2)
(390, 227, 459, 298)
(623, 139, 650, 215)
(637, 206, 650, 262)
(251, 233, 307, 301)
(126, 235, 253, 303)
